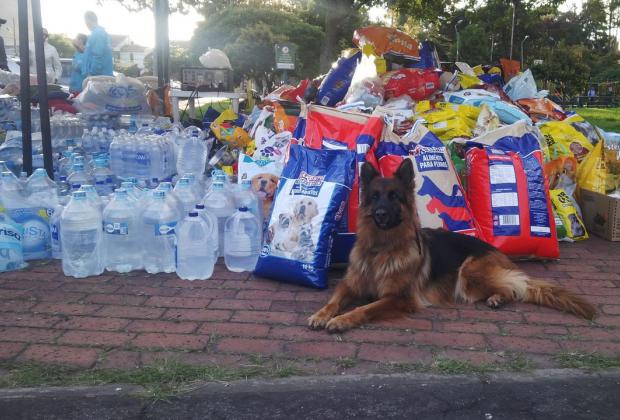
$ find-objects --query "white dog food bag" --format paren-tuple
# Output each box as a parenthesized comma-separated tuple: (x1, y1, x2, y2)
(254, 145, 356, 289)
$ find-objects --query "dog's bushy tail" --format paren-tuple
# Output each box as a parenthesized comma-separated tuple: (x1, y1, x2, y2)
(522, 278, 596, 320)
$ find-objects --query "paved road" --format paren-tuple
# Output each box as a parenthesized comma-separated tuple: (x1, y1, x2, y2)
(1, 369, 619, 419)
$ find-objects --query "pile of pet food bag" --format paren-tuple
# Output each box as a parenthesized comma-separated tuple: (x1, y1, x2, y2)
(203, 25, 620, 289)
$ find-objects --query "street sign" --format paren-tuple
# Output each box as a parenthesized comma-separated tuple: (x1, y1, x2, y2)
(275, 43, 296, 70)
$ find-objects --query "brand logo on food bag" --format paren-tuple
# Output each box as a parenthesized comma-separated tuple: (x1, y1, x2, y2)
(291, 171, 324, 197)
(410, 145, 449, 172)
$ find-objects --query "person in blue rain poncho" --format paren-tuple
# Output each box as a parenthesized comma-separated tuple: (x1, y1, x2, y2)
(82, 11, 113, 77)
(69, 34, 88, 93)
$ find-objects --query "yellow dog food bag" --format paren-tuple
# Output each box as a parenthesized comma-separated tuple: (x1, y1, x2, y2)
(539, 121, 593, 163)
(550, 188, 588, 241)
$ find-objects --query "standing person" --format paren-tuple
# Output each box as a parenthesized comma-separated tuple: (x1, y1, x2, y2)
(0, 18, 9, 72)
(29, 28, 62, 83)
(82, 11, 113, 77)
(69, 34, 88, 94)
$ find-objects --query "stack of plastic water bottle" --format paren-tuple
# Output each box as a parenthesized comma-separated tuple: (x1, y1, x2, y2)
(0, 123, 264, 280)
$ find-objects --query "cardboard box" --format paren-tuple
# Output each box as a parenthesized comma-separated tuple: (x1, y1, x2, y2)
(580, 189, 620, 241)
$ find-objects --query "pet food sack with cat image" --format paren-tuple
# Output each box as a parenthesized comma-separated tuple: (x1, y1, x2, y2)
(550, 188, 588, 241)
(375, 120, 480, 237)
(254, 145, 356, 289)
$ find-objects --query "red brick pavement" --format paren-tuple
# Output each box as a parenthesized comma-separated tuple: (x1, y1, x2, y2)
(0, 237, 618, 374)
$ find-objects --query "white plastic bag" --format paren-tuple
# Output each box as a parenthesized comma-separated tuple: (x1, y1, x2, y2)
(343, 54, 384, 108)
(74, 74, 150, 115)
(503, 69, 548, 101)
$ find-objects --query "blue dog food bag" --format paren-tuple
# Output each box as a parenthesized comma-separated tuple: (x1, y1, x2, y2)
(254, 145, 356, 289)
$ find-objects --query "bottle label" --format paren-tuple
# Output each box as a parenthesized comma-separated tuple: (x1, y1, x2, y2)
(154, 221, 176, 236)
(7, 207, 51, 259)
(51, 222, 60, 241)
(103, 221, 129, 235)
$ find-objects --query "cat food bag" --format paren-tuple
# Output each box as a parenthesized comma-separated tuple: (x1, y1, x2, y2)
(254, 145, 356, 289)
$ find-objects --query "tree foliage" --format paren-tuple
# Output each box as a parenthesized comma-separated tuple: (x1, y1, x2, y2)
(47, 34, 75, 58)
(190, 6, 323, 90)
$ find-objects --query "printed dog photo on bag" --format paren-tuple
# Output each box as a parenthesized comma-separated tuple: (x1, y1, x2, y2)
(266, 197, 319, 262)
(251, 173, 280, 221)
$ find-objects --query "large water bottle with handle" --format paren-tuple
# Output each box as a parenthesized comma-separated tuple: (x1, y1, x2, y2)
(224, 207, 261, 272)
(176, 212, 216, 280)
(176, 130, 208, 176)
(103, 188, 142, 273)
(203, 175, 234, 257)
(194, 204, 219, 258)
(140, 190, 180, 274)
(60, 190, 104, 278)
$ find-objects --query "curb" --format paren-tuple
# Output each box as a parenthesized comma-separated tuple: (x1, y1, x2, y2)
(1, 369, 619, 419)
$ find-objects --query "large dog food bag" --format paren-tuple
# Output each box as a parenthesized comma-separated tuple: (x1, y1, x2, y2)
(302, 105, 382, 233)
(254, 145, 356, 289)
(376, 120, 480, 237)
(466, 147, 559, 259)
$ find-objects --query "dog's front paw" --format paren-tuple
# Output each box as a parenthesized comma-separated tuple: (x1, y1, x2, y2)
(308, 308, 334, 330)
(325, 315, 357, 333)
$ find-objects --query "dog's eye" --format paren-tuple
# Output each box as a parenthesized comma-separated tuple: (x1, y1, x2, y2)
(388, 191, 397, 200)
(370, 191, 380, 201)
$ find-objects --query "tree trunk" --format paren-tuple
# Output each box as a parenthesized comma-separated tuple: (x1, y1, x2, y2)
(319, 0, 353, 73)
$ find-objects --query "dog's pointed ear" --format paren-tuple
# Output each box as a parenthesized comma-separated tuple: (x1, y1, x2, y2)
(395, 159, 414, 190)
(360, 162, 379, 188)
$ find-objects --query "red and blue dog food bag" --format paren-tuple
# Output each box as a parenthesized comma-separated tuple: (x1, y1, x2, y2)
(464, 122, 559, 259)
(376, 121, 480, 237)
(302, 105, 382, 233)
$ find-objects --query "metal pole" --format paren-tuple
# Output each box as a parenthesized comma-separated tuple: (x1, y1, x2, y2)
(17, 0, 32, 175)
(31, 0, 53, 178)
(153, 0, 170, 89)
(454, 20, 463, 63)
(521, 35, 529, 69)
(509, 1, 516, 60)
(490, 34, 494, 62)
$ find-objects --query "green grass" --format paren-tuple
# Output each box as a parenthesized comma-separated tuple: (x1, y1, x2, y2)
(0, 358, 302, 399)
(573, 108, 620, 132)
(380, 354, 534, 375)
(179, 98, 233, 123)
(554, 353, 620, 370)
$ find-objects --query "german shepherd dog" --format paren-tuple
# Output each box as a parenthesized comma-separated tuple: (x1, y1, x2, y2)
(308, 159, 595, 333)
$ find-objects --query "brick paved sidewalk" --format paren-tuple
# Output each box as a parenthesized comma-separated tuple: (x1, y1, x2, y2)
(0, 237, 618, 375)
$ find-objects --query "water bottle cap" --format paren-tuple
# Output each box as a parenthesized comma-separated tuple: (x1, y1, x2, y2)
(59, 176, 67, 181)
(189, 212, 198, 217)
(95, 181, 105, 185)
(238, 207, 249, 212)
(71, 183, 81, 189)
(153, 190, 166, 199)
(195, 204, 205, 210)
(73, 163, 84, 171)
(1, 171, 14, 179)
(20, 171, 27, 177)
(120, 182, 133, 188)
(81, 185, 95, 192)
(151, 177, 159, 183)
(178, 178, 190, 186)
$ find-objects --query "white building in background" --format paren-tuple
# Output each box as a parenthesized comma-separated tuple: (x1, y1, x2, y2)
(1, 0, 34, 57)
(109, 34, 150, 69)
